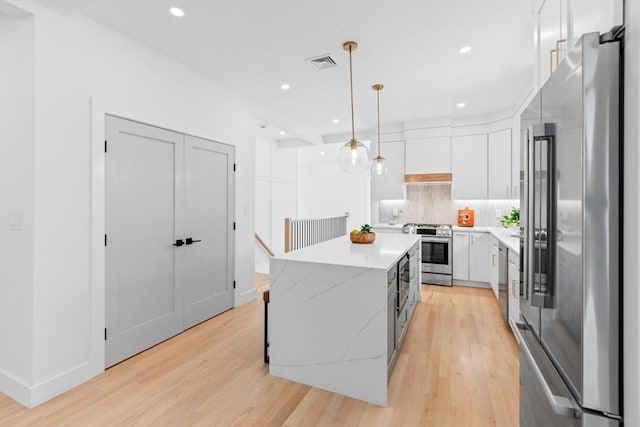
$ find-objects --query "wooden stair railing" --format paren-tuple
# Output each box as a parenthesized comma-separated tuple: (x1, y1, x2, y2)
(255, 233, 275, 257)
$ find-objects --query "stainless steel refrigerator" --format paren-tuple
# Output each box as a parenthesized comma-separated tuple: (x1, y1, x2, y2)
(515, 31, 622, 426)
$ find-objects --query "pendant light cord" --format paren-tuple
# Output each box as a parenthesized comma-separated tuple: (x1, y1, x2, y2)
(376, 88, 381, 156)
(349, 45, 355, 141)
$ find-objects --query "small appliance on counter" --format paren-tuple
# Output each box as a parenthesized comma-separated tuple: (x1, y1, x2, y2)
(457, 207, 474, 227)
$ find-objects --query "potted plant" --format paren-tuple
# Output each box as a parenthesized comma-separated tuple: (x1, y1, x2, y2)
(350, 224, 376, 244)
(501, 207, 520, 235)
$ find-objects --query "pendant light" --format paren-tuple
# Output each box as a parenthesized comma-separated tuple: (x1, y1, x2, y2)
(338, 41, 370, 173)
(370, 83, 389, 179)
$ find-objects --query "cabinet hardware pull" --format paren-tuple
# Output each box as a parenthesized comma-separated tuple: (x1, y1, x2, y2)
(512, 280, 518, 298)
(555, 39, 567, 65)
(492, 254, 496, 266)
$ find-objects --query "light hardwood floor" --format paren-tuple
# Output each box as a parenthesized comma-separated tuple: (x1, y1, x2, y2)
(0, 276, 519, 426)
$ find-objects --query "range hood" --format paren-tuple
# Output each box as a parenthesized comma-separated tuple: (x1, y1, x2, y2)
(404, 173, 452, 184)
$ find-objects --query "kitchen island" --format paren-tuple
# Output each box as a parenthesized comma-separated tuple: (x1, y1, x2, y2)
(269, 233, 421, 406)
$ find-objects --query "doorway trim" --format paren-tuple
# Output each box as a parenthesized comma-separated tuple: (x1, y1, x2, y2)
(89, 97, 241, 376)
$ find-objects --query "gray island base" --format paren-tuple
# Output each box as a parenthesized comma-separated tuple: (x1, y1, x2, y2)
(269, 234, 421, 406)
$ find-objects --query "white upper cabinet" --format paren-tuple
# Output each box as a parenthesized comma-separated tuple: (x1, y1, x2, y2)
(488, 129, 512, 199)
(537, 0, 568, 87)
(405, 137, 451, 175)
(451, 134, 487, 199)
(569, 0, 621, 50)
(372, 141, 405, 200)
(535, 0, 622, 89)
(513, 128, 521, 198)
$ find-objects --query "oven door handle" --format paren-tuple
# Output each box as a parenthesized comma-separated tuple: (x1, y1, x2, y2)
(421, 237, 451, 243)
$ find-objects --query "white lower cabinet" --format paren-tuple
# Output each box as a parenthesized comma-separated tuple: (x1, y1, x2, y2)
(508, 249, 520, 326)
(469, 232, 490, 282)
(452, 232, 470, 281)
(489, 235, 499, 298)
(452, 231, 489, 284)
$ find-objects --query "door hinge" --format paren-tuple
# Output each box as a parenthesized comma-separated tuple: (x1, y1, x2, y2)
(105, 234, 107, 246)
(233, 222, 236, 230)
(233, 280, 236, 289)
(233, 163, 236, 172)
(104, 140, 107, 153)
(104, 328, 107, 340)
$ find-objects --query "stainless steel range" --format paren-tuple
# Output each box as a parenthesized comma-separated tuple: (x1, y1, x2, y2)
(402, 223, 452, 286)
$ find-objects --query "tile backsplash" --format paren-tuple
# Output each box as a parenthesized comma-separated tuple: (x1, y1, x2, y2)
(378, 184, 519, 227)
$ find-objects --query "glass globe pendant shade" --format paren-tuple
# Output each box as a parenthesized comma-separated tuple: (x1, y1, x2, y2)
(338, 138, 370, 173)
(370, 155, 390, 180)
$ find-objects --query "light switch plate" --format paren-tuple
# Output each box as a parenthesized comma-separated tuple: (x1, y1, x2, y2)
(495, 209, 502, 218)
(9, 213, 22, 231)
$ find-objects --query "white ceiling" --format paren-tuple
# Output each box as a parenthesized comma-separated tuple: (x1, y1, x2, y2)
(37, 0, 535, 144)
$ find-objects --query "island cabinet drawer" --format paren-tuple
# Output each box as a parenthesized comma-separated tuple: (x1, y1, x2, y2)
(397, 300, 415, 348)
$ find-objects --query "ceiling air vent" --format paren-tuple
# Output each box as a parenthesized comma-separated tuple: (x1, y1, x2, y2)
(306, 54, 337, 70)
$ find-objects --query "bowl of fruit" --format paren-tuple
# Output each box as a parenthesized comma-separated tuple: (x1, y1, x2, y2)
(350, 224, 376, 244)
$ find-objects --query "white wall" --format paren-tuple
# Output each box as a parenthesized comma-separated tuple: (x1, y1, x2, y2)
(624, 0, 639, 424)
(255, 136, 297, 273)
(297, 143, 370, 232)
(2, 0, 257, 407)
(0, 8, 35, 404)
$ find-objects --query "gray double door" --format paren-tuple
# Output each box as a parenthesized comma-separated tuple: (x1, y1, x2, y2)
(105, 115, 234, 367)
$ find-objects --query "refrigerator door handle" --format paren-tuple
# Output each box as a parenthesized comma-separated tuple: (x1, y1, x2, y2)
(531, 129, 555, 309)
(510, 320, 577, 418)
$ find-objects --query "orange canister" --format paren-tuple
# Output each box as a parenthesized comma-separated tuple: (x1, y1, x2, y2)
(457, 207, 475, 227)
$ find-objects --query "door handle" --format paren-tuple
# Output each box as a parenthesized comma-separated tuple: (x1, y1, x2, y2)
(173, 239, 185, 247)
(185, 238, 202, 245)
(511, 321, 577, 417)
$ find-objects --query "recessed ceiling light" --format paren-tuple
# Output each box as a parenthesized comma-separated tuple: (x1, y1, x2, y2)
(280, 83, 291, 91)
(459, 46, 472, 54)
(457, 102, 467, 108)
(279, 131, 286, 135)
(332, 118, 340, 124)
(169, 7, 184, 17)
(320, 151, 326, 156)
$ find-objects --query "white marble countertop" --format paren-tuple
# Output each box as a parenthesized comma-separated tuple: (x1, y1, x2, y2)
(273, 233, 421, 270)
(452, 226, 520, 255)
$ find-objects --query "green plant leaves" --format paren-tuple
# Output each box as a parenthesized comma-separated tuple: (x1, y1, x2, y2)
(359, 223, 372, 234)
(500, 207, 520, 228)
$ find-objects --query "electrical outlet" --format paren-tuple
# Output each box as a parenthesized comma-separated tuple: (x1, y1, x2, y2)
(495, 209, 502, 218)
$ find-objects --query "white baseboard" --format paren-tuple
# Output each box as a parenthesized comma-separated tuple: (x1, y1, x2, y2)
(30, 362, 99, 408)
(0, 369, 31, 407)
(236, 287, 257, 307)
(0, 361, 99, 408)
(452, 280, 491, 289)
